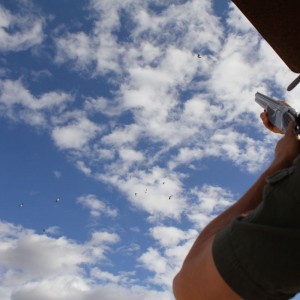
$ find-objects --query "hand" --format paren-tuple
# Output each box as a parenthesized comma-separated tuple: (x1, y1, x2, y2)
(260, 111, 284, 134)
(273, 121, 300, 167)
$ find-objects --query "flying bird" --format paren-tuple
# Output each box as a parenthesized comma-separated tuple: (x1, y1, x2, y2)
(19, 202, 24, 208)
(197, 54, 202, 58)
(169, 195, 173, 200)
(55, 197, 60, 203)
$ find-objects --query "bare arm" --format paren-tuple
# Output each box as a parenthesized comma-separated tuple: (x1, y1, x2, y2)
(173, 121, 300, 300)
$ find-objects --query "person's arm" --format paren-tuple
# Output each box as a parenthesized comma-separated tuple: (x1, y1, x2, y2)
(173, 121, 300, 300)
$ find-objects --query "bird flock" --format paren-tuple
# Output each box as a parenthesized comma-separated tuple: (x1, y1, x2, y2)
(19, 197, 60, 208)
(18, 197, 61, 233)
(134, 180, 174, 200)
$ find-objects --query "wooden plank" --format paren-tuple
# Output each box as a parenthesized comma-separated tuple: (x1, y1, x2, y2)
(232, 0, 300, 73)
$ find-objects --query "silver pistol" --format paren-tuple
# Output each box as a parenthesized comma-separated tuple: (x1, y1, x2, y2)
(255, 92, 300, 134)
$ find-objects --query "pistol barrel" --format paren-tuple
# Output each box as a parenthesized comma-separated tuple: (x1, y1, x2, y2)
(255, 92, 291, 112)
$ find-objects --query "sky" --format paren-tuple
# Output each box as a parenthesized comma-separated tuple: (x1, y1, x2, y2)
(1, 0, 300, 299)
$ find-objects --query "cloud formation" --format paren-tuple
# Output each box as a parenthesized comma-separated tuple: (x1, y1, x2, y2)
(77, 194, 118, 218)
(0, 4, 44, 52)
(0, 220, 172, 300)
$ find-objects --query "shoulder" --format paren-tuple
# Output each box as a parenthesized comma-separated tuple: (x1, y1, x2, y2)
(173, 236, 241, 300)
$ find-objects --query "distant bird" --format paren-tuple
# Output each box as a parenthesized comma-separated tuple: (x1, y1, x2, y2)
(169, 195, 173, 200)
(19, 202, 24, 208)
(135, 193, 137, 196)
(55, 197, 60, 203)
(162, 181, 165, 185)
(197, 54, 202, 58)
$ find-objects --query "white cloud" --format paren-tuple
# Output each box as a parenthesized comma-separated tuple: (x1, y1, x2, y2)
(84, 97, 123, 117)
(11, 275, 90, 300)
(150, 226, 197, 248)
(168, 147, 204, 170)
(208, 129, 271, 172)
(97, 166, 187, 220)
(226, 2, 256, 33)
(83, 284, 172, 300)
(54, 31, 95, 71)
(83, 231, 120, 261)
(0, 79, 72, 126)
(193, 185, 233, 214)
(119, 148, 144, 163)
(53, 170, 62, 179)
(139, 247, 168, 274)
(138, 244, 184, 288)
(187, 184, 235, 228)
(77, 194, 118, 218)
(89, 231, 120, 245)
(181, 96, 220, 126)
(10, 279, 173, 300)
(101, 124, 141, 147)
(0, 221, 120, 276)
(52, 118, 100, 150)
(91, 269, 120, 283)
(116, 242, 140, 256)
(54, 0, 129, 75)
(0, 0, 283, 225)
(1, 0, 281, 182)
(0, 221, 169, 300)
(0, 4, 44, 52)
(131, 0, 222, 53)
(76, 161, 92, 176)
(42, 226, 61, 236)
(1, 235, 88, 276)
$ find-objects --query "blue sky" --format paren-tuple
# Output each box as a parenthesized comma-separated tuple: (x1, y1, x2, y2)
(1, 0, 300, 299)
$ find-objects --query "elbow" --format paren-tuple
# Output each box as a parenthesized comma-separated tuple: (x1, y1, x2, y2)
(172, 272, 180, 299)
(172, 256, 206, 300)
(173, 270, 185, 300)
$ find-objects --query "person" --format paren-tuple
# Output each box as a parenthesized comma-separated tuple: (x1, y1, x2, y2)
(173, 112, 300, 300)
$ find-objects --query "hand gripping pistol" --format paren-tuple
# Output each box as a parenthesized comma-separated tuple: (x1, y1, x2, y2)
(255, 92, 300, 134)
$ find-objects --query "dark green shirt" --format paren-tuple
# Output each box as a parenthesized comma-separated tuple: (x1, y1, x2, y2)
(213, 156, 300, 300)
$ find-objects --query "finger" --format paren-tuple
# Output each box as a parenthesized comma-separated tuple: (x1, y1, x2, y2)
(260, 111, 267, 121)
(260, 110, 286, 134)
(260, 112, 274, 130)
(260, 112, 268, 125)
